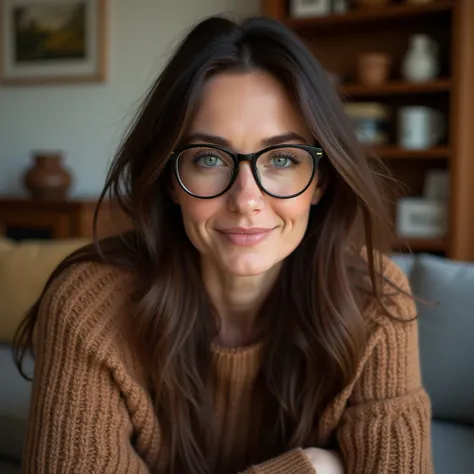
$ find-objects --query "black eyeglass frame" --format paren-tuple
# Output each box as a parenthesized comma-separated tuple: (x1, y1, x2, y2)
(170, 143, 324, 199)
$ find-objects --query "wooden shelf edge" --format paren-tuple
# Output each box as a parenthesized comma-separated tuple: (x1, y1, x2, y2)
(340, 79, 451, 97)
(393, 237, 447, 252)
(284, 0, 454, 30)
(368, 146, 450, 160)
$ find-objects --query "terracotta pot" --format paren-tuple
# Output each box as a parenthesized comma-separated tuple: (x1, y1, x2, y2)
(23, 152, 72, 200)
(357, 53, 392, 86)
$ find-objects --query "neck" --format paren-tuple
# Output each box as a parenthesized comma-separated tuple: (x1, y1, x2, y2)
(201, 260, 281, 348)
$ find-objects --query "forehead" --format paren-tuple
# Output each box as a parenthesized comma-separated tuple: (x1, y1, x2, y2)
(188, 71, 311, 142)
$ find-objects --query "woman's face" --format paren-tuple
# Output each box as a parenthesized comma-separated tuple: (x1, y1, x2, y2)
(172, 71, 322, 277)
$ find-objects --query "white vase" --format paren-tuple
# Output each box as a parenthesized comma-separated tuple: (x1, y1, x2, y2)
(402, 34, 440, 83)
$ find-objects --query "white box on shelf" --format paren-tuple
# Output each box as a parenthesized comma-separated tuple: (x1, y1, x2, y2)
(396, 197, 447, 238)
(289, 0, 332, 18)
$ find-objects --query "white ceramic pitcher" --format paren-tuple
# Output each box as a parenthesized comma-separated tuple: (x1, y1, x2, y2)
(402, 34, 440, 82)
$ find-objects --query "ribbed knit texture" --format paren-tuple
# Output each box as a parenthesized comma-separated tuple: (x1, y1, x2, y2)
(22, 257, 432, 473)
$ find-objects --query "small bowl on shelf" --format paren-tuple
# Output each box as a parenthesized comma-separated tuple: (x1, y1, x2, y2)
(356, 53, 392, 86)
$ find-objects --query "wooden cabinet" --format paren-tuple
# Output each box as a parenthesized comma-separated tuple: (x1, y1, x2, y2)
(262, 0, 474, 261)
(0, 196, 130, 240)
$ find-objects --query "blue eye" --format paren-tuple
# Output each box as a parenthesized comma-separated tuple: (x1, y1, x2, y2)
(267, 153, 301, 168)
(193, 153, 224, 167)
(202, 155, 219, 166)
(271, 156, 291, 168)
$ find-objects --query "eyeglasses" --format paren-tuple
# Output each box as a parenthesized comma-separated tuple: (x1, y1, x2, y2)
(171, 144, 323, 199)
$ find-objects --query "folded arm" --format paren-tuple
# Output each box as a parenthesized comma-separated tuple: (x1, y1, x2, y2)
(335, 268, 433, 474)
(242, 262, 433, 474)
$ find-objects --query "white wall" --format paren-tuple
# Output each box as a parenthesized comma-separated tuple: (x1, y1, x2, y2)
(0, 0, 260, 196)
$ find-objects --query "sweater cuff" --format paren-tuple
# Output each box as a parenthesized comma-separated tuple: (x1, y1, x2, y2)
(243, 448, 316, 473)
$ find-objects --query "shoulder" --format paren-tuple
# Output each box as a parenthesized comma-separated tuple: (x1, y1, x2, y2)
(357, 249, 416, 326)
(44, 260, 134, 304)
(36, 261, 137, 357)
(359, 246, 410, 289)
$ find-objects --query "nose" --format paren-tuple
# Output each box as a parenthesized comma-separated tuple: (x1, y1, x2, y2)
(227, 162, 264, 215)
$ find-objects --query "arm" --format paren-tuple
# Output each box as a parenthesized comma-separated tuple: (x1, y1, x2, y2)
(22, 270, 150, 474)
(335, 272, 433, 473)
(240, 447, 343, 474)
(241, 448, 315, 473)
(241, 263, 432, 474)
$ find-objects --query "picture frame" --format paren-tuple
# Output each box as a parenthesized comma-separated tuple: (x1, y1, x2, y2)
(0, 0, 107, 85)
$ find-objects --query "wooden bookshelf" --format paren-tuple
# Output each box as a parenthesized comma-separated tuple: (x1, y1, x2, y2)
(284, 0, 454, 32)
(262, 0, 474, 261)
(370, 146, 450, 160)
(341, 79, 451, 98)
(393, 237, 448, 253)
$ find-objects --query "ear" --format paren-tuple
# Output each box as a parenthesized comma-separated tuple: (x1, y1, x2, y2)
(168, 178, 180, 205)
(311, 187, 322, 205)
(311, 177, 328, 206)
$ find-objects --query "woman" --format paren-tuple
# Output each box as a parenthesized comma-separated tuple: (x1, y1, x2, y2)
(14, 15, 432, 474)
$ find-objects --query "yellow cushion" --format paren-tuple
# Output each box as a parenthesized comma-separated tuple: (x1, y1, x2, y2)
(0, 237, 89, 343)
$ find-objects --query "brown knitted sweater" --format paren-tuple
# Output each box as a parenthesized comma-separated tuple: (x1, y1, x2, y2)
(23, 257, 432, 474)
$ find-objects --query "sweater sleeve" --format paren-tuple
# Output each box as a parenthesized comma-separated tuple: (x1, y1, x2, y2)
(22, 266, 151, 474)
(241, 448, 315, 473)
(336, 264, 433, 473)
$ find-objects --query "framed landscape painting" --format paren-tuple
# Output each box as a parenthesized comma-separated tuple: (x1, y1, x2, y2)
(0, 0, 107, 84)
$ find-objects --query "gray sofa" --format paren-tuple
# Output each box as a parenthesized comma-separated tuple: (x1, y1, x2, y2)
(1, 253, 473, 473)
(393, 253, 474, 473)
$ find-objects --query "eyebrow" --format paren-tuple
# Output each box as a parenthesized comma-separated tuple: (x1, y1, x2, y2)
(183, 132, 310, 148)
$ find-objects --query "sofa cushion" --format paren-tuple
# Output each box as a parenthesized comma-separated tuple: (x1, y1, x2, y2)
(410, 254, 474, 424)
(431, 420, 474, 474)
(0, 237, 88, 343)
(390, 253, 415, 278)
(0, 344, 33, 461)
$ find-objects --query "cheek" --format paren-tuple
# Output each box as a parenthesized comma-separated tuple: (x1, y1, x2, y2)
(178, 191, 221, 229)
(274, 190, 314, 229)
(272, 203, 312, 247)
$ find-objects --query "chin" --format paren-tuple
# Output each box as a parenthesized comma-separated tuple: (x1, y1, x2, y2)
(221, 256, 276, 277)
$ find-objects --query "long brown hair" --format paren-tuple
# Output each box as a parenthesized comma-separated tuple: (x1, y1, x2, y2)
(14, 15, 396, 474)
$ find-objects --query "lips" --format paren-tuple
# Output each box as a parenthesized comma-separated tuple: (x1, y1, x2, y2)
(219, 227, 273, 234)
(217, 227, 275, 246)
